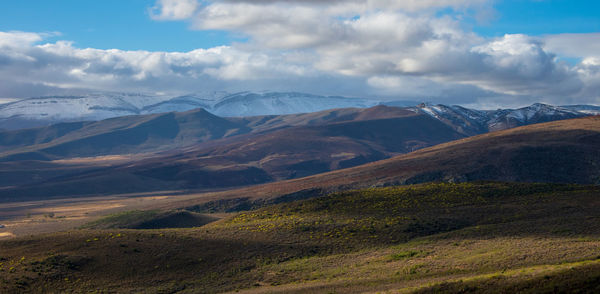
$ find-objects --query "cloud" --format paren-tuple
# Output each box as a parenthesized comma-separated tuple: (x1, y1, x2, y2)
(543, 33, 600, 58)
(216, 0, 490, 12)
(150, 0, 199, 20)
(0, 0, 599, 107)
(467, 34, 582, 96)
(181, 0, 598, 104)
(0, 31, 44, 48)
(0, 31, 359, 98)
(571, 57, 600, 104)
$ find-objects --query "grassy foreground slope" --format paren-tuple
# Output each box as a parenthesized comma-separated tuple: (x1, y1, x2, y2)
(1, 182, 600, 293)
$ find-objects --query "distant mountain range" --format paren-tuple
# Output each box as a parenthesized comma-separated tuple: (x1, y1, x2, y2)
(1, 101, 595, 161)
(0, 91, 393, 130)
(1, 91, 598, 133)
(0, 106, 464, 199)
(410, 103, 600, 135)
(1, 99, 599, 201)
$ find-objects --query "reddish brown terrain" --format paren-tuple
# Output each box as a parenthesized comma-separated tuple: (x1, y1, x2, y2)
(166, 115, 600, 212)
(1, 114, 599, 294)
(0, 106, 467, 201)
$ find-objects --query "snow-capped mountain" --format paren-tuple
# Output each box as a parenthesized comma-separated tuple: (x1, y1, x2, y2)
(408, 103, 490, 135)
(141, 91, 228, 114)
(141, 91, 380, 117)
(209, 92, 379, 117)
(411, 102, 590, 135)
(0, 91, 382, 130)
(486, 103, 583, 132)
(561, 105, 600, 115)
(1, 90, 598, 132)
(0, 93, 169, 130)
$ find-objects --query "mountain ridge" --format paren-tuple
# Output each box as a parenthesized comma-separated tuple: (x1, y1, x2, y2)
(3, 90, 596, 132)
(1, 112, 598, 201)
(169, 115, 600, 212)
(0, 91, 386, 130)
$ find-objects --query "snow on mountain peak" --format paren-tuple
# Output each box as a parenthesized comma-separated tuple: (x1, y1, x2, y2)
(0, 91, 384, 129)
(0, 90, 596, 132)
(410, 102, 592, 135)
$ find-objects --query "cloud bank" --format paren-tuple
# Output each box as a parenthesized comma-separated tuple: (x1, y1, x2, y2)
(0, 0, 599, 107)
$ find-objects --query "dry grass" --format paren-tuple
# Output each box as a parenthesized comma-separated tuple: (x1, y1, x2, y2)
(1, 182, 600, 293)
(0, 192, 193, 238)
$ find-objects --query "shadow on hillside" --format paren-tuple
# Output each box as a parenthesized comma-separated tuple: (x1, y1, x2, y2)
(0, 230, 338, 293)
(202, 183, 600, 249)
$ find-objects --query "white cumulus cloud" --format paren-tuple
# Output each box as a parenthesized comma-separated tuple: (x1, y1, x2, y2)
(150, 0, 199, 20)
(0, 0, 599, 107)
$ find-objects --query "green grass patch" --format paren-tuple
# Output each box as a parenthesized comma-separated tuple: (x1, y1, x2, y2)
(390, 250, 422, 261)
(82, 210, 161, 229)
(82, 210, 219, 229)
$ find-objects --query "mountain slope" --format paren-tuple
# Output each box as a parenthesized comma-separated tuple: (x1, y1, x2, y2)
(0, 93, 167, 130)
(209, 92, 378, 117)
(1, 89, 595, 139)
(124, 107, 464, 183)
(0, 106, 469, 200)
(170, 115, 600, 210)
(411, 102, 587, 135)
(0, 92, 383, 130)
(2, 182, 600, 293)
(0, 106, 423, 160)
(486, 103, 584, 131)
(140, 92, 228, 114)
(0, 108, 251, 160)
(562, 104, 600, 115)
(2, 109, 599, 201)
(352, 116, 600, 185)
(1, 101, 592, 161)
(145, 91, 381, 117)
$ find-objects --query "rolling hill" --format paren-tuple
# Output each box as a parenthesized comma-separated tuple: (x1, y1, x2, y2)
(169, 115, 600, 212)
(1, 106, 598, 202)
(0, 106, 467, 201)
(0, 109, 249, 160)
(1, 101, 590, 161)
(2, 182, 600, 293)
(0, 105, 423, 160)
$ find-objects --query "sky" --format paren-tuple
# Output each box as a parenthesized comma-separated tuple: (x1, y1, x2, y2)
(0, 0, 599, 107)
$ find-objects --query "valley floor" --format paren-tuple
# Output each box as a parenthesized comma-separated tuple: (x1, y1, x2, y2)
(0, 189, 227, 240)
